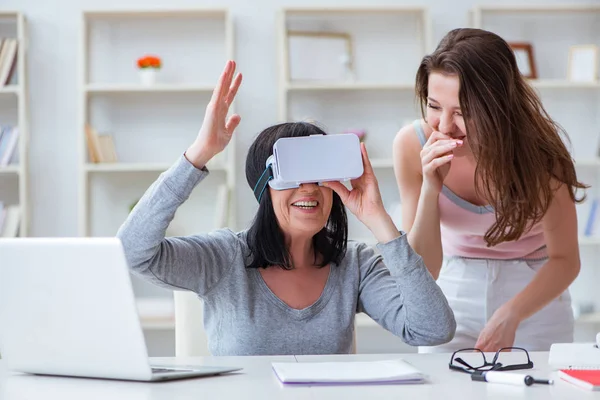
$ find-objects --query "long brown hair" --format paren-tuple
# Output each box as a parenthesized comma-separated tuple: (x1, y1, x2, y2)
(416, 28, 588, 246)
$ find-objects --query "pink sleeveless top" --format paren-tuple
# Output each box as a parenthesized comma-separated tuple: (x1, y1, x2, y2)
(413, 120, 548, 260)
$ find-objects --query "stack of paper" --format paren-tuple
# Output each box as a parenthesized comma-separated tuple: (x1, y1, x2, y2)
(272, 359, 426, 385)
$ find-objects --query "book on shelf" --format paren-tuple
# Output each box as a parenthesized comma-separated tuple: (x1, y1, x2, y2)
(85, 124, 118, 163)
(97, 135, 118, 163)
(0, 38, 18, 87)
(0, 204, 20, 237)
(0, 126, 19, 167)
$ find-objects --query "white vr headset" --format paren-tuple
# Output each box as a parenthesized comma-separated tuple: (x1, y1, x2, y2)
(253, 134, 364, 202)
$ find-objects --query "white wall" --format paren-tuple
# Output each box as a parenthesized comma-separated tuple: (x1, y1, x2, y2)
(2, 0, 578, 238)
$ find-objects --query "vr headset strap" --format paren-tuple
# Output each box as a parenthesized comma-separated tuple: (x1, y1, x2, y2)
(253, 165, 273, 203)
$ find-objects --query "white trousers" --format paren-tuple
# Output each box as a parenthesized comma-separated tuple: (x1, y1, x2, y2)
(419, 256, 574, 353)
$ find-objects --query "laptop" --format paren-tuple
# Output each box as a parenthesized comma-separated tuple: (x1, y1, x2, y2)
(0, 237, 241, 382)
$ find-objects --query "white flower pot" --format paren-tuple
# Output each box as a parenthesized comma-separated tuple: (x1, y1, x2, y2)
(139, 68, 158, 86)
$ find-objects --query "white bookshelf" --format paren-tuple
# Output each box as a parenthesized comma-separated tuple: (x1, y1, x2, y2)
(0, 12, 28, 237)
(78, 9, 235, 331)
(0, 165, 18, 175)
(286, 82, 416, 91)
(471, 4, 600, 162)
(136, 297, 175, 330)
(530, 80, 600, 89)
(577, 312, 600, 325)
(84, 160, 228, 173)
(0, 85, 19, 94)
(85, 83, 215, 94)
(472, 4, 600, 341)
(277, 6, 431, 241)
(370, 158, 395, 169)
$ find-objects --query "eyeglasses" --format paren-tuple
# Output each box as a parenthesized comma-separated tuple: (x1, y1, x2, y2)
(449, 347, 534, 374)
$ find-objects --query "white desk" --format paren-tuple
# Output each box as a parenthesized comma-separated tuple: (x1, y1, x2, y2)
(0, 352, 598, 399)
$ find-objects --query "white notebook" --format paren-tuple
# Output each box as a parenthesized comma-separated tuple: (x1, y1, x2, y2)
(271, 359, 426, 384)
(549, 343, 600, 370)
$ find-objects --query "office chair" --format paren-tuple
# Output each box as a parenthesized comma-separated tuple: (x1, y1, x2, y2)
(174, 291, 209, 356)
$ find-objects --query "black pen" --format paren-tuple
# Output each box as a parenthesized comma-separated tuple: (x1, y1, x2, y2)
(472, 371, 554, 386)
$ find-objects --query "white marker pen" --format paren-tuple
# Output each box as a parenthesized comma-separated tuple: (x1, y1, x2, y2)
(471, 370, 553, 386)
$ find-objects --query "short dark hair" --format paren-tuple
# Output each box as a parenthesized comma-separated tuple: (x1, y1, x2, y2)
(244, 122, 347, 270)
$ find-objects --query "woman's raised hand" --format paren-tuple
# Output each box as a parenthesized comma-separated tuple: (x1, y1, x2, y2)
(324, 143, 400, 243)
(185, 60, 242, 169)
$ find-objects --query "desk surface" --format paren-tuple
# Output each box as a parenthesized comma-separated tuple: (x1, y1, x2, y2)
(1, 352, 598, 399)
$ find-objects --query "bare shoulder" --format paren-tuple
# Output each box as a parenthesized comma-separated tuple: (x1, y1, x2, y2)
(393, 120, 427, 173)
(393, 120, 431, 149)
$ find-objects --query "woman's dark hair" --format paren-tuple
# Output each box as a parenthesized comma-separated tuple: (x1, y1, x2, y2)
(416, 28, 588, 246)
(245, 122, 347, 270)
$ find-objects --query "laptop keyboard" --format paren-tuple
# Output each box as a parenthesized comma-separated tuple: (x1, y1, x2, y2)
(152, 367, 194, 374)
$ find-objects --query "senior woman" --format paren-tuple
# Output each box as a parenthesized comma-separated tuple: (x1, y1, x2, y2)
(116, 60, 456, 356)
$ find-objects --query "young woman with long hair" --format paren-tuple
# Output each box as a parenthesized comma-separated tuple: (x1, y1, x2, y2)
(393, 28, 587, 352)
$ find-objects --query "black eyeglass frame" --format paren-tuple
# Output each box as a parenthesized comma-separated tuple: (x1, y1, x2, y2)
(448, 347, 534, 374)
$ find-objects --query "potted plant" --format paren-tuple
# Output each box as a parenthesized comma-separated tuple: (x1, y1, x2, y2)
(137, 55, 162, 86)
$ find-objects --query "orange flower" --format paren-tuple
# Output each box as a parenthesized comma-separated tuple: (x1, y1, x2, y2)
(137, 55, 162, 69)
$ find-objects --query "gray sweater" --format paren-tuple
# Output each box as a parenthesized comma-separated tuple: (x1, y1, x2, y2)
(116, 155, 456, 356)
